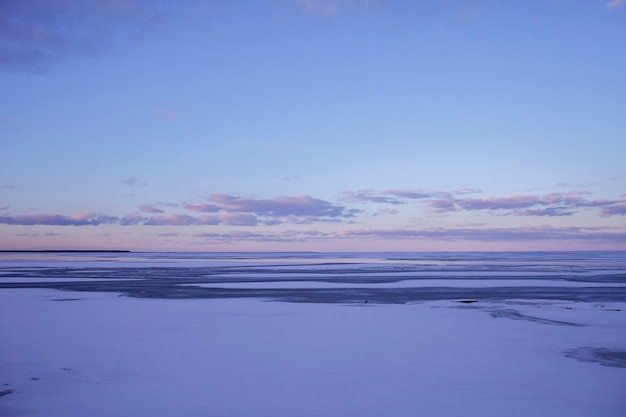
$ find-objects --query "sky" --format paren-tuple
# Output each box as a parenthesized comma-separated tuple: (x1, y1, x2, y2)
(1, 0, 625, 252)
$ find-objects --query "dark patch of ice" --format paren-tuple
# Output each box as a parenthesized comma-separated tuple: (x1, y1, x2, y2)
(565, 347, 626, 368)
(489, 309, 581, 326)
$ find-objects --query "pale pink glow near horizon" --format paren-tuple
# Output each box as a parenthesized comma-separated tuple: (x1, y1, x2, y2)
(3, 223, 625, 252)
(1, 187, 625, 250)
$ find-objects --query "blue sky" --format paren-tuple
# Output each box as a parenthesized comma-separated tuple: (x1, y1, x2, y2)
(1, 0, 625, 251)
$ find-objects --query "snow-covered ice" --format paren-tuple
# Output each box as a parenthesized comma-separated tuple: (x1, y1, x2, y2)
(1, 288, 625, 417)
(1, 251, 625, 416)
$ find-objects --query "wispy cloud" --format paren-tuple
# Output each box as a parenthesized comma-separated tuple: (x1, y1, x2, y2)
(185, 224, 626, 244)
(294, 0, 376, 16)
(344, 189, 446, 204)
(0, 213, 118, 226)
(0, 193, 351, 228)
(451, 187, 482, 195)
(197, 213, 259, 226)
(517, 207, 575, 217)
(193, 229, 331, 242)
(181, 194, 356, 225)
(344, 189, 405, 205)
(337, 226, 626, 243)
(1, 0, 165, 72)
(207, 194, 354, 218)
(139, 204, 164, 214)
(600, 204, 626, 217)
(144, 214, 198, 226)
(215, 213, 259, 226)
(292, 216, 347, 224)
(142, 213, 259, 227)
(372, 208, 399, 217)
(607, 0, 626, 9)
(124, 177, 139, 186)
(119, 214, 145, 226)
(432, 192, 621, 217)
(2, 186, 624, 249)
(387, 189, 445, 200)
(194, 231, 270, 240)
(343, 188, 626, 217)
(157, 232, 178, 237)
(184, 203, 220, 213)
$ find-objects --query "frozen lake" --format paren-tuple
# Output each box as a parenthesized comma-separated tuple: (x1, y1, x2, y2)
(1, 251, 625, 304)
(1, 251, 625, 416)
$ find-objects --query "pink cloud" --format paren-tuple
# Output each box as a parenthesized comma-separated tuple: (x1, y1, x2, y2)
(194, 231, 266, 239)
(607, 0, 626, 9)
(455, 195, 542, 211)
(119, 214, 145, 225)
(144, 214, 197, 226)
(451, 187, 482, 195)
(295, 0, 376, 15)
(140, 204, 164, 213)
(124, 177, 139, 186)
(155, 110, 181, 119)
(281, 230, 328, 238)
(0, 194, 353, 229)
(3, 187, 623, 237)
(1, 0, 165, 72)
(196, 213, 259, 226)
(428, 196, 457, 213)
(196, 215, 220, 225)
(424, 192, 626, 217)
(386, 189, 443, 200)
(337, 226, 626, 243)
(216, 213, 259, 226)
(141, 212, 258, 227)
(341, 188, 626, 217)
(0, 213, 118, 226)
(516, 208, 575, 217)
(600, 204, 626, 217)
(372, 208, 399, 217)
(193, 229, 331, 242)
(344, 188, 449, 205)
(209, 231, 263, 239)
(344, 190, 404, 204)
(185, 203, 220, 213)
(293, 216, 345, 224)
(208, 194, 352, 218)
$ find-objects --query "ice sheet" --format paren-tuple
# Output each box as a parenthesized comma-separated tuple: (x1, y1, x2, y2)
(1, 288, 625, 417)
(0, 278, 141, 283)
(181, 279, 626, 289)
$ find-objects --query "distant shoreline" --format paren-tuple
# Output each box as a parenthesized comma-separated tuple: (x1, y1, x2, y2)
(0, 250, 131, 253)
